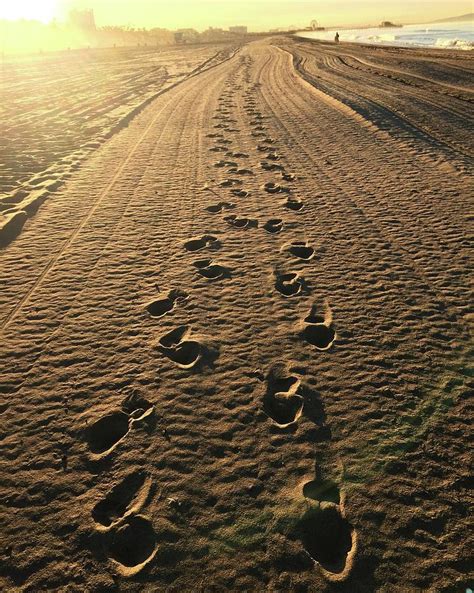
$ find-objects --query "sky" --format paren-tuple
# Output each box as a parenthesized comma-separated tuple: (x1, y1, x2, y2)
(1, 1, 472, 30)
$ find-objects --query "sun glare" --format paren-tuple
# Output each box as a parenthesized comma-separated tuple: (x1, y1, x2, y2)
(0, 0, 60, 23)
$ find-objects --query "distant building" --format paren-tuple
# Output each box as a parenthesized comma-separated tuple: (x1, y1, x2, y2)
(68, 9, 96, 31)
(201, 27, 232, 42)
(229, 26, 248, 35)
(380, 21, 401, 28)
(175, 28, 200, 44)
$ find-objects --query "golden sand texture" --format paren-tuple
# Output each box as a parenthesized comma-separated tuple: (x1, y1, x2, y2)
(0, 38, 472, 592)
(0, 44, 238, 241)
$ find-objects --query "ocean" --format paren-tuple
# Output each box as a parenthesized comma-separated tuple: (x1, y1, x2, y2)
(297, 21, 474, 51)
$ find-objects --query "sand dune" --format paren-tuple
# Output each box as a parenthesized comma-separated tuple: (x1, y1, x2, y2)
(0, 37, 472, 592)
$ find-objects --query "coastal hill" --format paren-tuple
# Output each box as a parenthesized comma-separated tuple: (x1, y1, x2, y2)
(430, 12, 473, 23)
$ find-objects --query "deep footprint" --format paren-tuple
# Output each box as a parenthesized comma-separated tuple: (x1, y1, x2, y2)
(263, 182, 283, 194)
(146, 289, 187, 318)
(266, 152, 280, 161)
(264, 372, 303, 427)
(214, 160, 238, 168)
(275, 272, 304, 297)
(219, 178, 243, 188)
(263, 218, 283, 234)
(121, 391, 154, 422)
(206, 202, 235, 214)
(230, 189, 249, 198)
(86, 412, 129, 455)
(224, 215, 256, 229)
(228, 168, 254, 176)
(285, 199, 304, 212)
(158, 326, 202, 369)
(261, 161, 284, 172)
(303, 324, 336, 350)
(92, 471, 150, 527)
(193, 259, 229, 280)
(108, 515, 157, 576)
(184, 235, 218, 252)
(288, 242, 315, 260)
(264, 392, 303, 427)
(296, 506, 354, 575)
(162, 341, 201, 368)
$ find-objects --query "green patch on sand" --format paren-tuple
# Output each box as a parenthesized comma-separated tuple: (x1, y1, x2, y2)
(208, 500, 310, 556)
(209, 509, 274, 554)
(343, 343, 472, 487)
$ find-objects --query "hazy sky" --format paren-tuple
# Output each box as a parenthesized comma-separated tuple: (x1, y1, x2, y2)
(3, 1, 473, 30)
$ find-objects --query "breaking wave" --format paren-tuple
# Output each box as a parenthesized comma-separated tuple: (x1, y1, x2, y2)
(297, 20, 474, 51)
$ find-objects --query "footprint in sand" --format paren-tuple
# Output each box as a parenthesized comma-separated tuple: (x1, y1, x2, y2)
(230, 189, 250, 198)
(228, 168, 254, 176)
(193, 258, 230, 281)
(284, 199, 304, 212)
(85, 393, 154, 457)
(302, 304, 336, 351)
(266, 152, 281, 162)
(146, 289, 188, 319)
(158, 325, 202, 369)
(295, 503, 356, 580)
(85, 412, 130, 456)
(92, 471, 152, 529)
(263, 367, 304, 428)
(263, 182, 289, 194)
(184, 235, 219, 252)
(275, 272, 306, 297)
(263, 218, 284, 234)
(91, 472, 157, 576)
(205, 202, 235, 214)
(121, 391, 155, 422)
(224, 215, 258, 229)
(281, 172, 296, 182)
(219, 178, 243, 188)
(230, 152, 249, 159)
(261, 161, 284, 172)
(214, 160, 238, 168)
(284, 241, 315, 261)
(106, 515, 157, 577)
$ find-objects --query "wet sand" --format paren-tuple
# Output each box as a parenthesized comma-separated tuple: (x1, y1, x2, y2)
(0, 37, 472, 592)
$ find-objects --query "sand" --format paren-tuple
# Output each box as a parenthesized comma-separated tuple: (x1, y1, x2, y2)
(0, 37, 472, 592)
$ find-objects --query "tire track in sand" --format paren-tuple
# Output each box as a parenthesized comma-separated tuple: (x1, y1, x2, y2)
(0, 50, 241, 333)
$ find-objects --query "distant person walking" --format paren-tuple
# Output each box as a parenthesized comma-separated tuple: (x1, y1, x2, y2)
(335, 32, 340, 43)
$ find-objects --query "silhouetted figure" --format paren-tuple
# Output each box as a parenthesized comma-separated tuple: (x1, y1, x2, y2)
(335, 32, 340, 43)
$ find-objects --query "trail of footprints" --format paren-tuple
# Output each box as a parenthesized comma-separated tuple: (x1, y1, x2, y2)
(82, 56, 355, 581)
(203, 57, 356, 581)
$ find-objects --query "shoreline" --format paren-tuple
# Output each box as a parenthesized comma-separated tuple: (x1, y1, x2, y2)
(296, 20, 474, 51)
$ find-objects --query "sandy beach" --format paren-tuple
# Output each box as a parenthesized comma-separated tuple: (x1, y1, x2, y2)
(0, 37, 472, 592)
